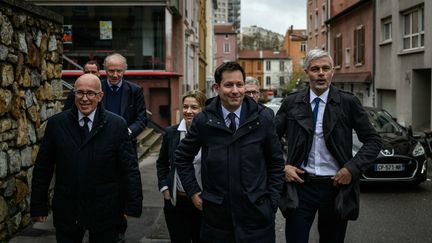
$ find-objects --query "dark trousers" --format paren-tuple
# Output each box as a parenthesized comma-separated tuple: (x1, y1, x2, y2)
(285, 181, 348, 243)
(56, 226, 120, 243)
(164, 193, 206, 243)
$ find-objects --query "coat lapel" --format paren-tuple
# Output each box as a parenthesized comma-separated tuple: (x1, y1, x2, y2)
(323, 86, 341, 141)
(120, 81, 130, 116)
(292, 90, 314, 135)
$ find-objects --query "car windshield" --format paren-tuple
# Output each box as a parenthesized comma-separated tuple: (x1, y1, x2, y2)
(367, 109, 403, 134)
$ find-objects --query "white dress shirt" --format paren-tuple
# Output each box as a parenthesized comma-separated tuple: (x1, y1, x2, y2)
(302, 89, 339, 176)
(78, 109, 96, 131)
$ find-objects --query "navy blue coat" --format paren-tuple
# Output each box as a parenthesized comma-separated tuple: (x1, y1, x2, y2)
(30, 104, 143, 232)
(156, 124, 180, 196)
(175, 96, 285, 242)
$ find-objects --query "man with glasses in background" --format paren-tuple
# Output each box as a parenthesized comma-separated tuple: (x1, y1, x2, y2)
(245, 76, 275, 117)
(31, 74, 143, 242)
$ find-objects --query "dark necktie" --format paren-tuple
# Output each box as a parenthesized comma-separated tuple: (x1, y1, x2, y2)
(304, 97, 320, 166)
(228, 113, 236, 133)
(111, 85, 118, 92)
(312, 97, 320, 132)
(82, 117, 90, 138)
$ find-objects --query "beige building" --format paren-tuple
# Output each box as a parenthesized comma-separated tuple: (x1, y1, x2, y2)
(375, 0, 431, 130)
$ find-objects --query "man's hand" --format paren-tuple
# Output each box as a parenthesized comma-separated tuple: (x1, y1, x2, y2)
(33, 216, 48, 222)
(284, 165, 305, 183)
(162, 190, 171, 200)
(191, 192, 203, 211)
(332, 167, 352, 186)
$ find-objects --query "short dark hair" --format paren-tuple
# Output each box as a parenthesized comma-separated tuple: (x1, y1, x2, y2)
(85, 60, 100, 71)
(214, 62, 245, 84)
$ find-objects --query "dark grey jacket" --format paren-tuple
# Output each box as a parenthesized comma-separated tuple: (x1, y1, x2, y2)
(274, 85, 382, 220)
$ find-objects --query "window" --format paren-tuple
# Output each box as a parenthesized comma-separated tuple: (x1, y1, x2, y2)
(224, 43, 230, 53)
(266, 76, 271, 86)
(403, 6, 424, 50)
(381, 17, 392, 42)
(321, 5, 326, 25)
(279, 76, 285, 85)
(333, 34, 342, 67)
(280, 61, 285, 71)
(354, 25, 365, 64)
(266, 61, 271, 71)
(315, 11, 319, 30)
(300, 42, 307, 52)
(49, 6, 166, 70)
(309, 14, 313, 32)
(345, 48, 350, 66)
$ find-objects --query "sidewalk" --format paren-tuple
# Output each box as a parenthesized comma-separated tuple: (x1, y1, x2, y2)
(9, 151, 169, 243)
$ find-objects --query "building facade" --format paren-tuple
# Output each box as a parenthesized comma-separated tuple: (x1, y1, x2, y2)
(307, 0, 328, 50)
(326, 0, 374, 107)
(27, 0, 205, 127)
(283, 25, 308, 73)
(238, 50, 292, 97)
(375, 0, 431, 130)
(214, 23, 238, 67)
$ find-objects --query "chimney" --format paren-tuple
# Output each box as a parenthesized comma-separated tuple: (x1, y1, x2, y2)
(288, 25, 293, 35)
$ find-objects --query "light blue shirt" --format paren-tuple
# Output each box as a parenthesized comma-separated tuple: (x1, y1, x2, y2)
(221, 105, 241, 130)
(107, 79, 123, 91)
(302, 89, 339, 176)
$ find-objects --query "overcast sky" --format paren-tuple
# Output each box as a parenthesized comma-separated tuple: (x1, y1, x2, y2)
(241, 0, 307, 35)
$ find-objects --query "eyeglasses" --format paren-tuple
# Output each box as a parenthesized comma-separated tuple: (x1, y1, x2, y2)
(245, 91, 259, 96)
(74, 90, 101, 99)
(107, 69, 125, 75)
(309, 65, 333, 73)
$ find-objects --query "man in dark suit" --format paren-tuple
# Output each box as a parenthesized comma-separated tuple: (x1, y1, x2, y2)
(274, 49, 382, 243)
(31, 74, 143, 242)
(175, 62, 285, 243)
(64, 54, 147, 147)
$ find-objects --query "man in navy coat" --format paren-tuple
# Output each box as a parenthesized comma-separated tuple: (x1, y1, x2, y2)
(31, 74, 143, 242)
(175, 62, 285, 243)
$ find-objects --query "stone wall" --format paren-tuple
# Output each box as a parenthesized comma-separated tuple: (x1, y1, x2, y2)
(0, 0, 63, 240)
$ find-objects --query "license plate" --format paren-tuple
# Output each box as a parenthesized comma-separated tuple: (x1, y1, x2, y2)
(374, 163, 405, 172)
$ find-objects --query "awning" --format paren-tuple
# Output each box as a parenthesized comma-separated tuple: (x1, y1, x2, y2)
(332, 72, 371, 83)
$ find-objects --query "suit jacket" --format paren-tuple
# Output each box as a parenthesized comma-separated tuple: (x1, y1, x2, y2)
(30, 104, 143, 232)
(156, 124, 181, 197)
(64, 79, 147, 139)
(175, 96, 285, 242)
(274, 85, 382, 220)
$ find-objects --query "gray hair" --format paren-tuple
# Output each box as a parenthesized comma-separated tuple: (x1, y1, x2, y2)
(245, 76, 260, 89)
(103, 53, 128, 70)
(303, 49, 333, 69)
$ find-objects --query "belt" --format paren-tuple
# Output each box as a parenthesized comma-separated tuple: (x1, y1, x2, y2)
(176, 190, 187, 197)
(301, 173, 334, 183)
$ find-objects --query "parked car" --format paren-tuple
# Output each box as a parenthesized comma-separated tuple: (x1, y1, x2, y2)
(354, 107, 428, 185)
(264, 97, 283, 114)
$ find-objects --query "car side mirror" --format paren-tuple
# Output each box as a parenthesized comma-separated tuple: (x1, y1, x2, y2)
(408, 125, 414, 137)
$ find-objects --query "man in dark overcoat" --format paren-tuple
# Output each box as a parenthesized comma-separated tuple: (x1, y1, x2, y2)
(175, 62, 285, 243)
(274, 49, 382, 243)
(31, 74, 143, 242)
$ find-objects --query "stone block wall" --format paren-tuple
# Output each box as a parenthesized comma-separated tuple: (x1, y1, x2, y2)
(0, 0, 63, 240)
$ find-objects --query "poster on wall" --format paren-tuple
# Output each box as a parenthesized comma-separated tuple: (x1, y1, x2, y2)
(99, 21, 112, 40)
(63, 25, 73, 44)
